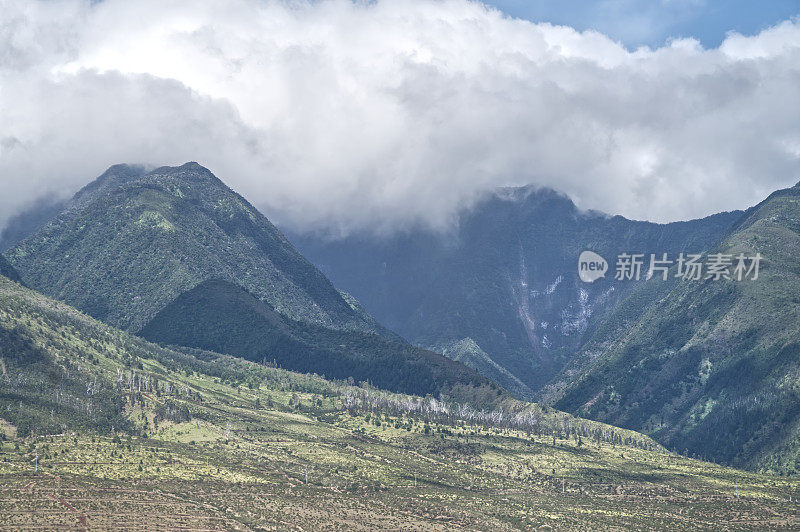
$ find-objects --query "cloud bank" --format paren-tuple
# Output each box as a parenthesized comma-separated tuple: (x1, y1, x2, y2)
(1, 0, 799, 236)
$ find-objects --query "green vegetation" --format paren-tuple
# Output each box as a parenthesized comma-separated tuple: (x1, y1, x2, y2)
(1, 276, 799, 529)
(139, 279, 499, 398)
(6, 162, 385, 335)
(0, 254, 22, 285)
(438, 337, 533, 399)
(6, 163, 483, 402)
(5, 160, 800, 526)
(547, 183, 800, 474)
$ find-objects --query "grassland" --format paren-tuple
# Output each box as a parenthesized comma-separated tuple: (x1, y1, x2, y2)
(1, 277, 800, 529)
(3, 395, 800, 530)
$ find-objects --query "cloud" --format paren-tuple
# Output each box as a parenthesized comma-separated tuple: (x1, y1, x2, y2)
(1, 0, 799, 237)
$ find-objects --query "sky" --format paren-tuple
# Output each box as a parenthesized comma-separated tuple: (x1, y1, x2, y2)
(1, 0, 799, 237)
(486, 0, 800, 49)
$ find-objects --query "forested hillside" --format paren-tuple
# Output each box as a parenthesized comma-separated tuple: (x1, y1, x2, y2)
(139, 279, 498, 399)
(0, 255, 21, 285)
(547, 182, 800, 472)
(6, 163, 386, 335)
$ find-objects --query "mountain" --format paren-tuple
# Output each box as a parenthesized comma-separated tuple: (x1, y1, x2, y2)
(0, 196, 67, 252)
(0, 165, 148, 253)
(0, 268, 501, 438)
(5, 162, 386, 336)
(0, 254, 22, 284)
(139, 279, 498, 398)
(546, 181, 800, 471)
(438, 337, 533, 399)
(67, 163, 148, 213)
(287, 186, 742, 396)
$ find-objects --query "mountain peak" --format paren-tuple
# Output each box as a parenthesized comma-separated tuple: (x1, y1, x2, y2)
(5, 163, 384, 335)
(493, 184, 571, 205)
(149, 162, 218, 181)
(152, 161, 207, 173)
(70, 163, 146, 211)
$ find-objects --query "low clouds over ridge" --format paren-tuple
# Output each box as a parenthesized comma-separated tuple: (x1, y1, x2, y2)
(1, 0, 799, 236)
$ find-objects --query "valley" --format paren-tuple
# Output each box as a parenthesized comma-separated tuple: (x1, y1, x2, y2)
(1, 276, 798, 530)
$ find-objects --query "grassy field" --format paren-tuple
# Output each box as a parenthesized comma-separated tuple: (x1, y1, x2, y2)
(2, 377, 800, 530)
(1, 277, 800, 529)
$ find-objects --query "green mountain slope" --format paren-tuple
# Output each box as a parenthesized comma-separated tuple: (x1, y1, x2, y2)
(548, 182, 800, 472)
(438, 337, 534, 399)
(1, 273, 799, 529)
(0, 165, 146, 253)
(139, 279, 495, 398)
(6, 162, 384, 335)
(0, 196, 67, 252)
(0, 255, 21, 284)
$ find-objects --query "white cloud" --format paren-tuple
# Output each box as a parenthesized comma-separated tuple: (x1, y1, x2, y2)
(1, 0, 799, 236)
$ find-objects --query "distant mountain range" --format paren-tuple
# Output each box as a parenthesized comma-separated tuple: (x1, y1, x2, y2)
(288, 186, 741, 396)
(289, 180, 800, 469)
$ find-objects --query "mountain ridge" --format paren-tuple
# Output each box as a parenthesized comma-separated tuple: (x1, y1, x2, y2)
(139, 278, 501, 399)
(287, 185, 744, 396)
(546, 180, 800, 471)
(0, 254, 22, 284)
(6, 162, 387, 336)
